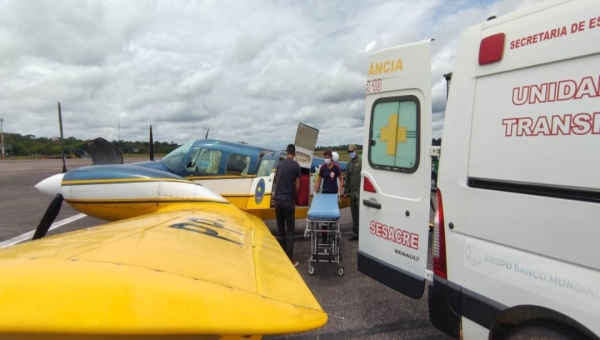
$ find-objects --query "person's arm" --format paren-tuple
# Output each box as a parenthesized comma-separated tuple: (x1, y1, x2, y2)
(338, 167, 344, 195)
(314, 166, 321, 193)
(343, 166, 349, 196)
(295, 166, 301, 196)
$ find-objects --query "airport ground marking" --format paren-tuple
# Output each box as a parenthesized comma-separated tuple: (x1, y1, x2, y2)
(0, 213, 87, 249)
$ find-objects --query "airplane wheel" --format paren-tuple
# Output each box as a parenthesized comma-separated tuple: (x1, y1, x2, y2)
(308, 266, 315, 275)
(337, 267, 344, 276)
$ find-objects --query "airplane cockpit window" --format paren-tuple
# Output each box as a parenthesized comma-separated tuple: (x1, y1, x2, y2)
(226, 153, 251, 175)
(256, 159, 276, 177)
(185, 147, 222, 175)
(162, 142, 193, 170)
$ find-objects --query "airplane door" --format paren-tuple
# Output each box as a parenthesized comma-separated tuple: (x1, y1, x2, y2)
(358, 40, 432, 299)
(294, 123, 319, 206)
(248, 152, 281, 211)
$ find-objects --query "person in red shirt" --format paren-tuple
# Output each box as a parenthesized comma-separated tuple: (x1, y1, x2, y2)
(314, 149, 344, 195)
(313, 149, 344, 245)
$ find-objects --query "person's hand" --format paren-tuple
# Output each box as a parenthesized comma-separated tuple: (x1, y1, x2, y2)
(342, 193, 347, 198)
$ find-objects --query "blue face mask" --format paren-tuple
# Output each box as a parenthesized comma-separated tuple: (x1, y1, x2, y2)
(349, 152, 356, 159)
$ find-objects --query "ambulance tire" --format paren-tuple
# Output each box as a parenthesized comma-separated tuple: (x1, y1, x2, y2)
(506, 320, 589, 340)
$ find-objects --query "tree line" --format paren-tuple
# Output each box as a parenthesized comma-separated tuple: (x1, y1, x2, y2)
(1, 133, 180, 157)
(2, 133, 441, 157)
(316, 139, 441, 151)
(315, 144, 363, 151)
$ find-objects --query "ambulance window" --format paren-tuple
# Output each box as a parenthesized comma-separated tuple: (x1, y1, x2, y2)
(369, 97, 419, 172)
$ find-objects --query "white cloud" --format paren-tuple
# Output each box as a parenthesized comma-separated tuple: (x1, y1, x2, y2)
(0, 0, 546, 148)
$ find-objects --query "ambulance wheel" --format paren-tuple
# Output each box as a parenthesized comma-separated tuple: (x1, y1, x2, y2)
(506, 321, 587, 340)
(308, 266, 315, 275)
(337, 267, 344, 276)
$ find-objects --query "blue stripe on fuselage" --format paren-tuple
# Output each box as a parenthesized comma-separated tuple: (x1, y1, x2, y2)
(63, 164, 185, 181)
(130, 160, 172, 172)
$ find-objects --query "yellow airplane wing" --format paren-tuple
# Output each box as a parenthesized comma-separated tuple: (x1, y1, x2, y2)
(0, 202, 326, 339)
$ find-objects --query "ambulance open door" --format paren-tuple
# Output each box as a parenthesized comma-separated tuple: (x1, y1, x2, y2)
(358, 39, 433, 299)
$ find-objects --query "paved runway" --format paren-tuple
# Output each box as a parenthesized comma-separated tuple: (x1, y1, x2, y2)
(0, 158, 447, 339)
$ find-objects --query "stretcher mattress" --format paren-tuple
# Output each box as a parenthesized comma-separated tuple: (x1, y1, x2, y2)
(307, 193, 340, 221)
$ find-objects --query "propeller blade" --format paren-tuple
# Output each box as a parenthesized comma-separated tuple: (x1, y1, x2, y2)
(32, 194, 64, 240)
(149, 125, 154, 161)
(205, 128, 209, 139)
(58, 102, 67, 173)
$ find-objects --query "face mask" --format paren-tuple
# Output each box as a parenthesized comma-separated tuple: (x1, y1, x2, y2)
(349, 152, 356, 159)
(324, 158, 332, 165)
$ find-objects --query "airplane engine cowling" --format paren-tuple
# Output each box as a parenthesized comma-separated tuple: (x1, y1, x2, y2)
(57, 165, 228, 221)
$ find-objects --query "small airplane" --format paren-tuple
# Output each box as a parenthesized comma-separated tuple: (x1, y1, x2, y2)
(0, 163, 328, 338)
(54, 103, 350, 220)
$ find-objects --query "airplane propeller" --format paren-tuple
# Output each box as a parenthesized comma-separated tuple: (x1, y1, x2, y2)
(205, 128, 209, 139)
(58, 102, 67, 173)
(32, 102, 67, 240)
(149, 125, 154, 161)
(32, 193, 64, 240)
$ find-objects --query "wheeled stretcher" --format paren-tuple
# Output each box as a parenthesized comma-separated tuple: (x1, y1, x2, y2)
(304, 193, 344, 276)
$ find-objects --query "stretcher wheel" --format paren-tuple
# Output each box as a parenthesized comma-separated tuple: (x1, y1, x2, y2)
(308, 265, 315, 275)
(337, 267, 344, 276)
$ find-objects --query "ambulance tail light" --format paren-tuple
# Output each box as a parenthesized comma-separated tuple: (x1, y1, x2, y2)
(479, 33, 505, 65)
(363, 177, 376, 193)
(432, 188, 447, 279)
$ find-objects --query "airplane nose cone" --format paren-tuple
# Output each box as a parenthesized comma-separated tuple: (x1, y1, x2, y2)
(35, 173, 65, 196)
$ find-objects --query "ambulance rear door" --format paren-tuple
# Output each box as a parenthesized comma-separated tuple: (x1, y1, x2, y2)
(358, 39, 433, 299)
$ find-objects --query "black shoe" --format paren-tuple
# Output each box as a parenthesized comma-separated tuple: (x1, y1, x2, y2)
(348, 235, 358, 241)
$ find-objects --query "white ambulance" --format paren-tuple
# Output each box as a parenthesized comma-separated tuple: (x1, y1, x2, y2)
(358, 0, 600, 339)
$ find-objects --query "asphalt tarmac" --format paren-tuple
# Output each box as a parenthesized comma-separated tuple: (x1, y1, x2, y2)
(0, 158, 447, 340)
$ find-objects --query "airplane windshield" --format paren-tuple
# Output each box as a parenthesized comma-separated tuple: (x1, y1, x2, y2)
(162, 142, 193, 170)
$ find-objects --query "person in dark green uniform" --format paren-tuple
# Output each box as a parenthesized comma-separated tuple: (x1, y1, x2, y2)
(343, 144, 362, 241)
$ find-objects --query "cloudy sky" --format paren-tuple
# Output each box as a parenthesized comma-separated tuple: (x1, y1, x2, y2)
(0, 0, 545, 149)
